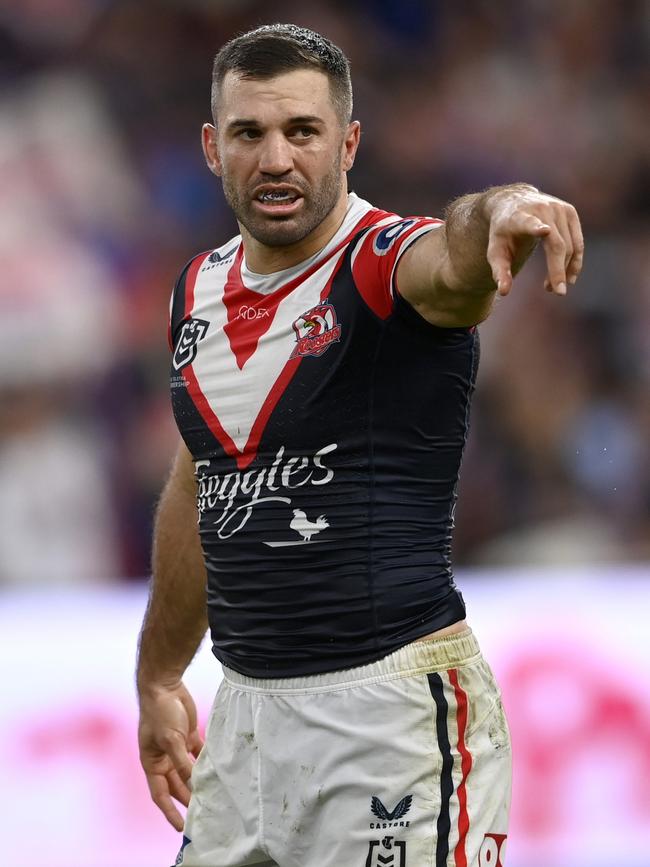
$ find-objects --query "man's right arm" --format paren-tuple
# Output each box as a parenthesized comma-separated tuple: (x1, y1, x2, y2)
(136, 439, 209, 830)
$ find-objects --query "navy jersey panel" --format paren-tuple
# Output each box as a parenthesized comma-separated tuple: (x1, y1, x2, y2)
(168, 195, 475, 677)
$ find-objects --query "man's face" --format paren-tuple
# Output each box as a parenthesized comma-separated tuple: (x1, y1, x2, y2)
(204, 69, 359, 248)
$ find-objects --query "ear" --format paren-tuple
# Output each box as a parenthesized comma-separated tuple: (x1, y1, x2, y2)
(341, 120, 361, 172)
(202, 123, 222, 176)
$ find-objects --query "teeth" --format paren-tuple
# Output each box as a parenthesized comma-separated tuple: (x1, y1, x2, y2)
(259, 191, 296, 202)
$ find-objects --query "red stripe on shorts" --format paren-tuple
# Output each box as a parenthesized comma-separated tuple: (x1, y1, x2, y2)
(449, 667, 473, 867)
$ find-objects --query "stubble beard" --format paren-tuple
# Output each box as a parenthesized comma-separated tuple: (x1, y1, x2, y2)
(221, 155, 344, 248)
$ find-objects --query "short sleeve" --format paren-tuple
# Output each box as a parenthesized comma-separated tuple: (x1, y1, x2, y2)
(350, 216, 443, 319)
(168, 252, 209, 351)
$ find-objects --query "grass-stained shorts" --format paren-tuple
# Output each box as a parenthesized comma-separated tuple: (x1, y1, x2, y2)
(175, 629, 511, 867)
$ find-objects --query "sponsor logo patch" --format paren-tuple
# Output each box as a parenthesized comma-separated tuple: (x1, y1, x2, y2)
(196, 443, 337, 540)
(238, 305, 270, 320)
(372, 219, 416, 256)
(290, 302, 341, 359)
(479, 833, 507, 866)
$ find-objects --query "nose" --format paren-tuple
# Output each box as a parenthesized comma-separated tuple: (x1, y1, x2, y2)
(257, 131, 294, 176)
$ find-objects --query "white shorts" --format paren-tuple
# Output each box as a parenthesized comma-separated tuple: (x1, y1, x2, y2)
(176, 629, 511, 867)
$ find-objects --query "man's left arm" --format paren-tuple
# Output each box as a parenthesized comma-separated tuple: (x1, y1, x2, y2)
(396, 184, 584, 328)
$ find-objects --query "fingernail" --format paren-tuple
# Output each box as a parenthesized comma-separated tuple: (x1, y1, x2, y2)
(568, 275, 577, 285)
(557, 282, 567, 295)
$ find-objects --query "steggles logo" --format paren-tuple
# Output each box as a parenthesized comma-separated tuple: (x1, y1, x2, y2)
(195, 443, 337, 539)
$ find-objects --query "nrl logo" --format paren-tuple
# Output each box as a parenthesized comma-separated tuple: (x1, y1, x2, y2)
(365, 836, 407, 867)
(290, 302, 341, 359)
(173, 317, 209, 371)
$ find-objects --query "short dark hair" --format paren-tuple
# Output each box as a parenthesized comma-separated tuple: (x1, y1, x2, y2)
(211, 23, 353, 126)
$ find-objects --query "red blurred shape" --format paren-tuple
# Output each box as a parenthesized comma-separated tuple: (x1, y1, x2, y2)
(502, 645, 650, 835)
(23, 708, 118, 758)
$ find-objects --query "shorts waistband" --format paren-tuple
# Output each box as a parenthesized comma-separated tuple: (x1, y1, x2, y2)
(222, 629, 481, 695)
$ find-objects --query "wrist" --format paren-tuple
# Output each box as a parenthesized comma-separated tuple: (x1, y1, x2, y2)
(136, 665, 185, 698)
(482, 183, 539, 218)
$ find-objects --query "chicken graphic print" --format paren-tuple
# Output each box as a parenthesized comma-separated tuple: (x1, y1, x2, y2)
(290, 509, 329, 542)
(263, 508, 331, 548)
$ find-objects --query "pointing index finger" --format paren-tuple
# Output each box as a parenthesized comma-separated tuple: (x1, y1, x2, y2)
(567, 208, 585, 284)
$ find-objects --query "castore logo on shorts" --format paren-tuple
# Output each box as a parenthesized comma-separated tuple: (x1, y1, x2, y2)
(369, 794, 412, 829)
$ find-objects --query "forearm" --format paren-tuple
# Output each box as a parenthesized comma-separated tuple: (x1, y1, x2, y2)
(136, 445, 208, 694)
(442, 183, 539, 293)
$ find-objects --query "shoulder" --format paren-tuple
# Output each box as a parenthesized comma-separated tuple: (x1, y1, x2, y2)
(347, 204, 444, 319)
(175, 234, 242, 287)
(167, 235, 241, 349)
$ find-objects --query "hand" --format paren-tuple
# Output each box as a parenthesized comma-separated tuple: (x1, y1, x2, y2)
(138, 681, 204, 831)
(486, 186, 584, 297)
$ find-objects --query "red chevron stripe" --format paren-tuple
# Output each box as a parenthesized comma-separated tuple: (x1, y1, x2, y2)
(180, 210, 383, 469)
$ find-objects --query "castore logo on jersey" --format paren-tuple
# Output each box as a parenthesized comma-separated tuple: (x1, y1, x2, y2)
(202, 244, 238, 270)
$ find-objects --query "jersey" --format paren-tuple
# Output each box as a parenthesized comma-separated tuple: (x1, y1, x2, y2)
(168, 193, 479, 678)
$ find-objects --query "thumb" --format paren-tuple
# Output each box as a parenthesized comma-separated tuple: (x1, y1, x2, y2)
(189, 728, 205, 758)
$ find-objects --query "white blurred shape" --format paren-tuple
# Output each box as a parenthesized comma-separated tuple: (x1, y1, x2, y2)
(0, 421, 118, 584)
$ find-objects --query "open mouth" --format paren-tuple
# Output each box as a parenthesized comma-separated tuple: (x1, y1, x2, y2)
(253, 187, 304, 215)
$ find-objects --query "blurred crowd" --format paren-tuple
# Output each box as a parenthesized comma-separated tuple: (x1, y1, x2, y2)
(0, 0, 648, 584)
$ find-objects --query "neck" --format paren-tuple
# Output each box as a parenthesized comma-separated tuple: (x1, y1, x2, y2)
(240, 189, 350, 274)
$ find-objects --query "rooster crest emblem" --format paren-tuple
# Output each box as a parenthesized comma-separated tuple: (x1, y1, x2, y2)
(291, 302, 341, 359)
(370, 795, 413, 822)
(290, 509, 329, 542)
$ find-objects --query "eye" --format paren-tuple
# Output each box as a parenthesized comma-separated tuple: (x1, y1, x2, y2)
(237, 128, 262, 140)
(292, 126, 317, 139)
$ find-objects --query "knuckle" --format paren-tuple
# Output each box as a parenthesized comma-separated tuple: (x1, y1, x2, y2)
(547, 234, 566, 253)
(161, 730, 182, 749)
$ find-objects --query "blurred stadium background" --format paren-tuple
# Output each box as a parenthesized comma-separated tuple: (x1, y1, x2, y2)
(0, 1, 648, 865)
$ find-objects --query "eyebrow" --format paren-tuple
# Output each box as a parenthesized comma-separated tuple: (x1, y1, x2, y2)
(226, 115, 326, 131)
